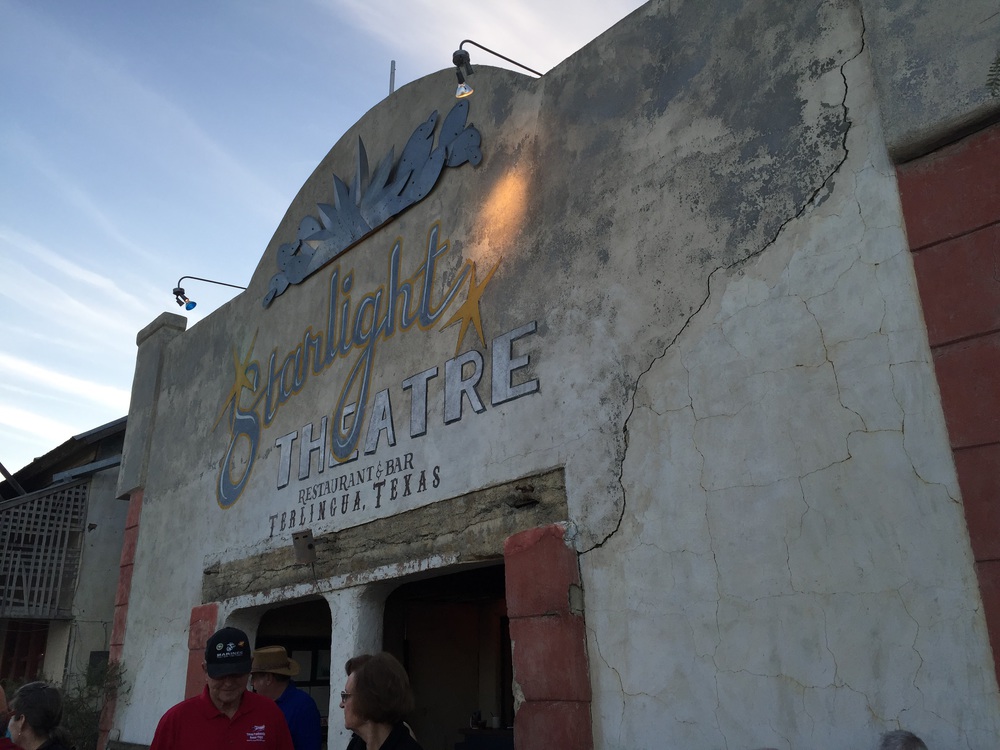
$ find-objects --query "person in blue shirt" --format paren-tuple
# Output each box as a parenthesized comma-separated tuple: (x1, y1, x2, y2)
(251, 646, 323, 750)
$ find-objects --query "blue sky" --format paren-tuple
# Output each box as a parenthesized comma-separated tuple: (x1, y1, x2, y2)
(0, 0, 644, 475)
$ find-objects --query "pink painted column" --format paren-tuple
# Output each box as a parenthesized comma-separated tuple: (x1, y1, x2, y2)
(504, 524, 594, 750)
(185, 603, 220, 698)
(98, 490, 144, 750)
(897, 121, 1000, 685)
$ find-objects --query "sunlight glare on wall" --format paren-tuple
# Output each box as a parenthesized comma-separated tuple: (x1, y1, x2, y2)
(469, 168, 531, 266)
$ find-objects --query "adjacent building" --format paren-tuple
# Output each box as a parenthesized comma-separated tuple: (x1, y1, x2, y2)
(1, 419, 128, 689)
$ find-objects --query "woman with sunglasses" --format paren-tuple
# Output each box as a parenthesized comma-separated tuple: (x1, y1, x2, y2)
(6, 682, 74, 750)
(340, 653, 422, 750)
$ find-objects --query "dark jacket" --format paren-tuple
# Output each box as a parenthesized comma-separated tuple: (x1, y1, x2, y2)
(346, 723, 422, 750)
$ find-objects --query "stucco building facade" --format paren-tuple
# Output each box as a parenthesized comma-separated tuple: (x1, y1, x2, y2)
(107, 1, 1000, 748)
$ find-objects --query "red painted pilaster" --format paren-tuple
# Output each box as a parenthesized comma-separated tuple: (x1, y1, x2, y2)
(504, 524, 594, 750)
(98, 490, 144, 750)
(897, 121, 1000, 683)
(185, 603, 220, 698)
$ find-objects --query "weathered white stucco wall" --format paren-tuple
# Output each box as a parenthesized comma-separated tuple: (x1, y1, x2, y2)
(115, 0, 1000, 747)
(859, 0, 1000, 159)
(582, 7, 999, 747)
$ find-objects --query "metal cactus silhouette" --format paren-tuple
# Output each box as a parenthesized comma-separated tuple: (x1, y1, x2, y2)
(263, 100, 482, 307)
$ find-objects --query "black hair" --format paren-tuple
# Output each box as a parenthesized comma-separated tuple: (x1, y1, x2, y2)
(9, 682, 75, 748)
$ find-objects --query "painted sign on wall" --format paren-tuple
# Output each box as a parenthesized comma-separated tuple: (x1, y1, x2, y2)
(214, 221, 540, 533)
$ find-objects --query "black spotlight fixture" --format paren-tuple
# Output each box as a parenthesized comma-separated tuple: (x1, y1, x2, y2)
(172, 276, 247, 311)
(173, 287, 195, 310)
(453, 48, 475, 98)
(451, 39, 543, 98)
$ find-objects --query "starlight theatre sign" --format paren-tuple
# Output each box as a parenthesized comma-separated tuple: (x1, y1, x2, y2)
(211, 101, 541, 540)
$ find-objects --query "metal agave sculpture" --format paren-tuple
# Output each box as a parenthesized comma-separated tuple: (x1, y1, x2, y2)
(263, 99, 483, 307)
(989, 51, 1000, 97)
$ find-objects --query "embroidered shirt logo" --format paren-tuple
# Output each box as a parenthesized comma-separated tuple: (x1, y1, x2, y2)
(247, 724, 267, 743)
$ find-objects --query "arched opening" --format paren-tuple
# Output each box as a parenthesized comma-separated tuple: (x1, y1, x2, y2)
(383, 564, 513, 750)
(255, 597, 333, 747)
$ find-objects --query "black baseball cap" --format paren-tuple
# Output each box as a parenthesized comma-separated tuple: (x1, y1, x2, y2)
(204, 627, 252, 678)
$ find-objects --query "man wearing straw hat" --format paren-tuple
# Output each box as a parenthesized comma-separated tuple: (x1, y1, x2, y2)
(251, 645, 322, 750)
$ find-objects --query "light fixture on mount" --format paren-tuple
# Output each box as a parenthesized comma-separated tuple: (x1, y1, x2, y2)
(173, 276, 247, 311)
(451, 39, 543, 98)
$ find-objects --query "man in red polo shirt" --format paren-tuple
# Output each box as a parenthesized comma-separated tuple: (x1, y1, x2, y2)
(150, 626, 293, 750)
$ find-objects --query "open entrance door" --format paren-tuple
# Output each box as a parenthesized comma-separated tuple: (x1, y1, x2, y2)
(256, 597, 333, 747)
(383, 565, 513, 750)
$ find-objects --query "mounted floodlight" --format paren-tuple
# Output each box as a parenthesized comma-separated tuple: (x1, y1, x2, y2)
(451, 39, 542, 98)
(454, 48, 475, 98)
(173, 287, 196, 310)
(172, 276, 247, 312)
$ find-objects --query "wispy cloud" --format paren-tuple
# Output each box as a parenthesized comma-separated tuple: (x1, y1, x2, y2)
(316, 0, 644, 77)
(0, 403, 88, 443)
(1, 4, 289, 224)
(0, 353, 130, 412)
(0, 232, 157, 352)
(0, 227, 151, 315)
(2, 133, 161, 265)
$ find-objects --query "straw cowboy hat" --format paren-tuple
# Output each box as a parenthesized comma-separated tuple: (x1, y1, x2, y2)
(251, 646, 301, 676)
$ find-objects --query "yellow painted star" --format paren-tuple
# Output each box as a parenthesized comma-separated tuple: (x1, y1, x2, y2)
(440, 260, 500, 355)
(213, 331, 258, 431)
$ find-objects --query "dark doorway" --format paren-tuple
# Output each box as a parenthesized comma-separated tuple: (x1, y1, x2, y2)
(383, 565, 513, 750)
(256, 598, 332, 747)
(0, 619, 48, 680)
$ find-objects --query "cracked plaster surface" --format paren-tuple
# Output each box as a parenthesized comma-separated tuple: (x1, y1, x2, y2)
(581, 4, 1000, 749)
(115, 2, 1000, 747)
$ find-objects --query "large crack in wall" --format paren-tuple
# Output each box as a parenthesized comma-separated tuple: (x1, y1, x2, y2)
(576, 4, 997, 744)
(582, 8, 868, 557)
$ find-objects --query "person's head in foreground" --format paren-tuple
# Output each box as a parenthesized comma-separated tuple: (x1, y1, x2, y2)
(203, 626, 253, 714)
(878, 729, 929, 750)
(250, 645, 300, 701)
(7, 682, 73, 749)
(341, 652, 418, 748)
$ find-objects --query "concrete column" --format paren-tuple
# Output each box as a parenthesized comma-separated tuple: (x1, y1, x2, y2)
(116, 313, 186, 499)
(102, 313, 185, 750)
(324, 585, 393, 747)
